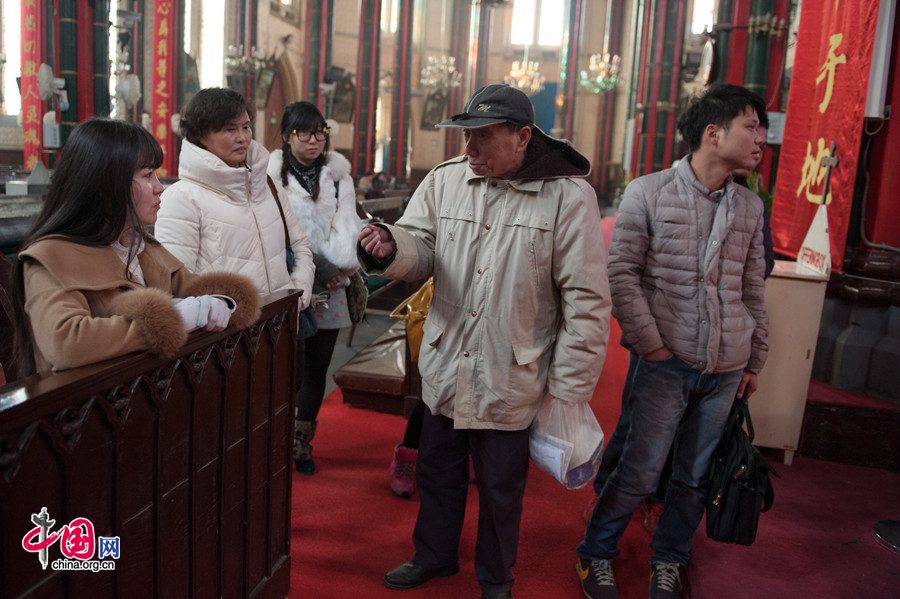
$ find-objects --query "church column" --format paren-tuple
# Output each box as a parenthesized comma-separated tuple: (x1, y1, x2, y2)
(303, 0, 334, 108)
(713, 0, 752, 84)
(632, 0, 659, 176)
(656, 0, 686, 169)
(745, 0, 789, 192)
(444, 0, 472, 159)
(58, 0, 80, 143)
(128, 0, 146, 121)
(560, 0, 585, 140)
(743, 0, 775, 98)
(711, 0, 733, 82)
(388, 0, 414, 181)
(635, 0, 685, 174)
(93, 0, 110, 116)
(593, 0, 626, 195)
(627, 0, 652, 176)
(472, 1, 494, 90)
(352, 0, 383, 176)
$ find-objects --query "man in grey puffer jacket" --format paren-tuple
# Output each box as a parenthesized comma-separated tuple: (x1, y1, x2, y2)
(577, 83, 769, 599)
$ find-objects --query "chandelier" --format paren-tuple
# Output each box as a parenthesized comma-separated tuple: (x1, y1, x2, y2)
(579, 52, 621, 94)
(225, 44, 268, 75)
(420, 56, 462, 92)
(505, 48, 545, 96)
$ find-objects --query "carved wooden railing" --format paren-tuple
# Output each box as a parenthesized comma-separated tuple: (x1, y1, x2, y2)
(0, 290, 300, 599)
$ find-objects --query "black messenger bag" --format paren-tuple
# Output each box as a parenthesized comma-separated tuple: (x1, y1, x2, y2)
(706, 394, 777, 545)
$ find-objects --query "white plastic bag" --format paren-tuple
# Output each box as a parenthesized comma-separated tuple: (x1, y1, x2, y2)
(529, 395, 604, 489)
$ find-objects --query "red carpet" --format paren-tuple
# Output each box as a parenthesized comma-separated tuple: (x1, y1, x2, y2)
(289, 318, 900, 598)
(691, 454, 900, 599)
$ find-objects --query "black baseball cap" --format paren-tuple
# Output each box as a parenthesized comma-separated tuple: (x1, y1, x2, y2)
(436, 84, 534, 129)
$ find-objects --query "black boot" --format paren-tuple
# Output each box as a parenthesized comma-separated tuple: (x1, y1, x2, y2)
(293, 420, 317, 474)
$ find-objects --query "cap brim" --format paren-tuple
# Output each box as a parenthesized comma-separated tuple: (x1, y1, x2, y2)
(434, 115, 511, 129)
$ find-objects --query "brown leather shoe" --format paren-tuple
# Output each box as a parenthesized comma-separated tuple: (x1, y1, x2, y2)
(383, 559, 459, 589)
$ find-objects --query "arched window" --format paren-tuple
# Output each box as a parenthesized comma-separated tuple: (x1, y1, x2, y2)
(182, 0, 226, 89)
(1, 0, 21, 116)
(691, 0, 716, 35)
(510, 0, 565, 47)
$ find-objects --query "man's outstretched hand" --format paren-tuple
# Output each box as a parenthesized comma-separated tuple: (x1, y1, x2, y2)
(358, 225, 396, 259)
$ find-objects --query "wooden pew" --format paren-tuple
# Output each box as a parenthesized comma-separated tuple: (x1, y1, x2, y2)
(0, 290, 300, 599)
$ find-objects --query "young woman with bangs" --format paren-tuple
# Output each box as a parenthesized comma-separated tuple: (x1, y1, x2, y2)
(10, 118, 259, 378)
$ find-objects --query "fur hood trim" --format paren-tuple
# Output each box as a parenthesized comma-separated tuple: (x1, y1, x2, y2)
(183, 271, 261, 329)
(267, 149, 361, 270)
(325, 150, 352, 181)
(108, 287, 187, 358)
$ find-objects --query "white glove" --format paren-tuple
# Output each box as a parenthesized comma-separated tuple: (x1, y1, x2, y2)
(174, 295, 232, 332)
(199, 295, 232, 331)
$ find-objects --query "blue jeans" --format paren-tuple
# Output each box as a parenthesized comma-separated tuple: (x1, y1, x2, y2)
(578, 355, 743, 565)
(594, 350, 671, 502)
(593, 350, 638, 494)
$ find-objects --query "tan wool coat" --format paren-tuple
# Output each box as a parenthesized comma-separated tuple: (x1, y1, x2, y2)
(20, 238, 260, 374)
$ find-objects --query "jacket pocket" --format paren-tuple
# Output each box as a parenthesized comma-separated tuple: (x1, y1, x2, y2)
(512, 337, 551, 365)
(422, 315, 444, 348)
(500, 208, 555, 293)
(645, 278, 691, 327)
(505, 337, 554, 398)
(647, 276, 694, 300)
(417, 314, 445, 393)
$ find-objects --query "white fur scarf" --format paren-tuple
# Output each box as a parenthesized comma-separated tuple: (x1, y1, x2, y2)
(268, 149, 361, 270)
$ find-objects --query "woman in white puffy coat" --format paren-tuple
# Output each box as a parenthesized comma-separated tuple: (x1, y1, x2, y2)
(268, 101, 361, 475)
(155, 88, 314, 305)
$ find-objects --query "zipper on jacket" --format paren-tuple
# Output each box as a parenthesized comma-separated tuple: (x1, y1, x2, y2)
(246, 167, 274, 293)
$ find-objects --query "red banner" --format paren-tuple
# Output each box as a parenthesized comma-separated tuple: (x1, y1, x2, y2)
(770, 0, 881, 271)
(21, 0, 41, 171)
(151, 0, 176, 176)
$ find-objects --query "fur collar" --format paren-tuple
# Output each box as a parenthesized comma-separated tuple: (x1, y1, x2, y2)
(267, 150, 360, 270)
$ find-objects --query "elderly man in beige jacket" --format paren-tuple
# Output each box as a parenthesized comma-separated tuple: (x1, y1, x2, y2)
(359, 84, 611, 599)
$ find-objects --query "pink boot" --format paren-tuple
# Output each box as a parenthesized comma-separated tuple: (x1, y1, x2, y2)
(390, 445, 418, 498)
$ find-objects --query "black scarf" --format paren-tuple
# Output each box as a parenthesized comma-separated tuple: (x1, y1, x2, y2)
(286, 152, 319, 196)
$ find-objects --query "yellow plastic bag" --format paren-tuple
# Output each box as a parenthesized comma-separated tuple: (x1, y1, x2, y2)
(389, 277, 434, 363)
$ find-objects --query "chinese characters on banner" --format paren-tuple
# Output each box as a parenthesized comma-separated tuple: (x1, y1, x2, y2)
(152, 0, 176, 176)
(21, 0, 42, 171)
(770, 0, 881, 271)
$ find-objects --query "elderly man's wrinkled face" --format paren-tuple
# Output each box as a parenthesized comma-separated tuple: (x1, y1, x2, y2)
(463, 123, 532, 179)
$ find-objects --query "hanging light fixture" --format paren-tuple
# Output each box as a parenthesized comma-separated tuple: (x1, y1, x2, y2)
(579, 52, 621, 94)
(504, 47, 545, 96)
(419, 56, 462, 92)
(225, 44, 268, 76)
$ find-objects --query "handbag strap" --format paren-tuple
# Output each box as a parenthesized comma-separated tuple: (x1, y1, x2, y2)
(729, 393, 755, 443)
(267, 175, 291, 251)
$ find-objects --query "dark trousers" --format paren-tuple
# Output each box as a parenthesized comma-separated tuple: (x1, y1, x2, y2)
(412, 410, 530, 594)
(401, 400, 426, 448)
(296, 328, 340, 422)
